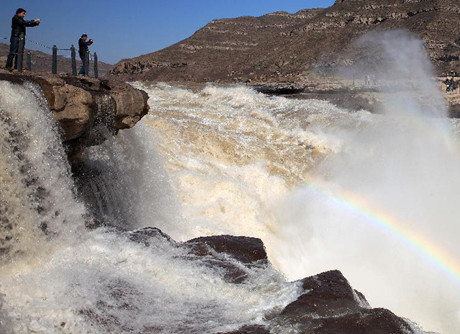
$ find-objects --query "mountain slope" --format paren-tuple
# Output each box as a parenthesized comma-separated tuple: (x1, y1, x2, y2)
(110, 0, 460, 83)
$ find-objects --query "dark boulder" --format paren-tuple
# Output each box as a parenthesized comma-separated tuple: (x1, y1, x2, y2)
(273, 270, 415, 333)
(182, 235, 269, 284)
(184, 235, 268, 264)
(312, 308, 415, 334)
(281, 270, 366, 318)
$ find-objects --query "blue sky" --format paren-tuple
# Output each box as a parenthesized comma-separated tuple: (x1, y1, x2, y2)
(1, 1, 335, 64)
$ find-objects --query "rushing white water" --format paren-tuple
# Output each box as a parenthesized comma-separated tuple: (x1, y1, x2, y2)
(0, 81, 86, 263)
(78, 123, 183, 233)
(0, 81, 301, 334)
(129, 34, 460, 332)
(1, 228, 300, 334)
(1, 31, 459, 333)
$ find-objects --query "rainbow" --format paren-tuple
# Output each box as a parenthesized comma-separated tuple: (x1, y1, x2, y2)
(304, 174, 460, 289)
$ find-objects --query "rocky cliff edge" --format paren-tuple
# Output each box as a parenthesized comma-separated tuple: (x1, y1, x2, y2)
(0, 70, 149, 166)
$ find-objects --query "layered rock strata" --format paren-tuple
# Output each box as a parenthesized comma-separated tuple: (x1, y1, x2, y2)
(0, 70, 149, 166)
(110, 0, 460, 83)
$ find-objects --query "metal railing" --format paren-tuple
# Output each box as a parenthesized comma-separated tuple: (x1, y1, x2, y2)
(2, 36, 99, 78)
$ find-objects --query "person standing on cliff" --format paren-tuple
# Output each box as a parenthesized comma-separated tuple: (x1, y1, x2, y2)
(78, 34, 93, 75)
(5, 8, 40, 71)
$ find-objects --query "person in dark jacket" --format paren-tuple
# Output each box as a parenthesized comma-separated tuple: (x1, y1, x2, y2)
(78, 34, 93, 75)
(5, 8, 40, 71)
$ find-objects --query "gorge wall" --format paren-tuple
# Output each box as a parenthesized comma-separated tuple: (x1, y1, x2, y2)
(109, 0, 460, 84)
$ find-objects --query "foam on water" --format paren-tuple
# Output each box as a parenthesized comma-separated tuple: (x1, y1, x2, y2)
(1, 228, 300, 334)
(77, 122, 183, 233)
(1, 31, 459, 333)
(0, 81, 301, 334)
(135, 77, 460, 333)
(0, 81, 85, 264)
(133, 82, 367, 243)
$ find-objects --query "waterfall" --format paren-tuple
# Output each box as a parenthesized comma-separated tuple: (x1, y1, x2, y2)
(0, 81, 85, 264)
(0, 80, 300, 334)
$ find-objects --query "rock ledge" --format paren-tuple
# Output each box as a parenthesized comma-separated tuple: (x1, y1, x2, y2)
(0, 70, 149, 165)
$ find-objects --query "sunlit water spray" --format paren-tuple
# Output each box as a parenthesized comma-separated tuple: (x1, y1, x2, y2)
(0, 81, 85, 263)
(272, 31, 460, 333)
(129, 32, 460, 333)
(1, 30, 459, 333)
(0, 82, 301, 333)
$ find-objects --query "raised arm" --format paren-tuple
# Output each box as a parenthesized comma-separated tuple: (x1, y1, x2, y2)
(14, 16, 40, 28)
(24, 19, 40, 27)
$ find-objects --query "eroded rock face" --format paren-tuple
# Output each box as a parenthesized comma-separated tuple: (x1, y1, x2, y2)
(185, 235, 268, 265)
(281, 270, 368, 318)
(273, 270, 415, 334)
(0, 71, 149, 165)
(183, 235, 269, 284)
(106, 79, 150, 129)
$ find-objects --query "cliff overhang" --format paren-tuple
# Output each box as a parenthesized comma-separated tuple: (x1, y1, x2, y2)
(0, 70, 149, 166)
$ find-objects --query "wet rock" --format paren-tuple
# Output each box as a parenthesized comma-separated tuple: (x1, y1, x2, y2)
(182, 235, 268, 284)
(73, 227, 420, 332)
(184, 235, 268, 264)
(127, 227, 176, 247)
(281, 270, 366, 318)
(0, 71, 149, 166)
(311, 308, 415, 334)
(79, 278, 141, 333)
(105, 79, 150, 129)
(85, 218, 107, 230)
(191, 256, 250, 284)
(272, 270, 416, 333)
(218, 325, 270, 334)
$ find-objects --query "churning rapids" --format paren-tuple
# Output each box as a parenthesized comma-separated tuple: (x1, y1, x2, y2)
(1, 32, 460, 333)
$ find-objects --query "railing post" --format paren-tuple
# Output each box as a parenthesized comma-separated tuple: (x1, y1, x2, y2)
(93, 52, 98, 78)
(52, 45, 58, 74)
(71, 45, 77, 75)
(84, 51, 90, 76)
(17, 34, 25, 72)
(26, 51, 32, 71)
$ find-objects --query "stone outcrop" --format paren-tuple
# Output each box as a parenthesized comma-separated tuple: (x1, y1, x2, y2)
(185, 235, 268, 265)
(109, 0, 460, 83)
(255, 76, 460, 117)
(0, 70, 149, 166)
(273, 270, 416, 334)
(81, 226, 423, 333)
(220, 267, 419, 333)
(184, 235, 269, 284)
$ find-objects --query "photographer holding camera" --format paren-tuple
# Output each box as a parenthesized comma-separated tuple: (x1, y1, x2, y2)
(78, 34, 94, 75)
(6, 8, 40, 71)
